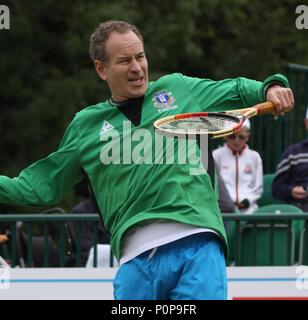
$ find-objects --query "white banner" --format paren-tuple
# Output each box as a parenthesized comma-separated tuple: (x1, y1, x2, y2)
(1, 266, 308, 300)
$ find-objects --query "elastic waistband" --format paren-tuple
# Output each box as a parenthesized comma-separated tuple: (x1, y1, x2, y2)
(171, 231, 220, 247)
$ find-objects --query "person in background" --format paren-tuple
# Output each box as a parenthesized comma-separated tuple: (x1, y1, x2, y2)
(272, 108, 308, 211)
(213, 120, 263, 214)
(0, 233, 8, 245)
(216, 169, 237, 214)
(68, 178, 110, 266)
(0, 223, 8, 245)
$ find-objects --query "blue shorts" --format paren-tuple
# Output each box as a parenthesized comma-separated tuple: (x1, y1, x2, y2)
(113, 232, 227, 300)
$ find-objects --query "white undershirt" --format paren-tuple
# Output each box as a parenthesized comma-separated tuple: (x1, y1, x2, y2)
(120, 220, 218, 264)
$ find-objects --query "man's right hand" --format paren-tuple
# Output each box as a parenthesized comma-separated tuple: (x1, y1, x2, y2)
(291, 186, 308, 200)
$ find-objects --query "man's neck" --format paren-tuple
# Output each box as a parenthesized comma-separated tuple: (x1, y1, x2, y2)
(110, 96, 144, 105)
(112, 96, 145, 127)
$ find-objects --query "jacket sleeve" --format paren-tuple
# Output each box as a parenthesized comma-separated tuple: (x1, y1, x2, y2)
(182, 73, 289, 111)
(0, 120, 83, 206)
(272, 148, 295, 201)
(245, 153, 264, 205)
(216, 166, 236, 213)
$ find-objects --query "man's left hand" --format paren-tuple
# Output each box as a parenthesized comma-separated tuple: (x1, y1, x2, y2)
(266, 85, 294, 116)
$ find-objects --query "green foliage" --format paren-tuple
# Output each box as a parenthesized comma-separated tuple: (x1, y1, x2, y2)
(0, 0, 307, 212)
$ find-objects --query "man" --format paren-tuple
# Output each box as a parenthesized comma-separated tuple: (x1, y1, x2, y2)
(213, 120, 263, 214)
(272, 109, 308, 211)
(0, 20, 294, 299)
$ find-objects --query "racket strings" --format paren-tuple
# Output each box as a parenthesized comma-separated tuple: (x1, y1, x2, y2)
(158, 115, 240, 134)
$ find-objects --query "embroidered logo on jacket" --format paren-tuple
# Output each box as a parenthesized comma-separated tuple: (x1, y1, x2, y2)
(99, 120, 114, 135)
(244, 164, 253, 174)
(152, 90, 177, 113)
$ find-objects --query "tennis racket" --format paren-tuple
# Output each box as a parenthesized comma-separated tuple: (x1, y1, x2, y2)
(154, 101, 277, 139)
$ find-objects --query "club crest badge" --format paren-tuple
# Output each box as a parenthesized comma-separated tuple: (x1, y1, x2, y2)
(152, 91, 178, 113)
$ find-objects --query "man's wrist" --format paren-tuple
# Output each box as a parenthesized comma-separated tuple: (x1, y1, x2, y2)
(264, 82, 285, 98)
(261, 74, 290, 100)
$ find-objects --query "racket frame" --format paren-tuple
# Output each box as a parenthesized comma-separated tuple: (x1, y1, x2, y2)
(154, 101, 274, 139)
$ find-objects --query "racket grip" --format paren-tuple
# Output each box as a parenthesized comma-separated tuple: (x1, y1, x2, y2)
(255, 101, 275, 115)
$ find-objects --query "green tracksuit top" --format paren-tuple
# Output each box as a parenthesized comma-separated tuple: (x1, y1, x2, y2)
(0, 73, 289, 261)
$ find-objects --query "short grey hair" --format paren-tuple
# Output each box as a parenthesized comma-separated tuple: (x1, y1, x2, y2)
(89, 20, 144, 63)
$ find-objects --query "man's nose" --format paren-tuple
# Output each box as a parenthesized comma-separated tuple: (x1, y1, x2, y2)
(130, 59, 142, 72)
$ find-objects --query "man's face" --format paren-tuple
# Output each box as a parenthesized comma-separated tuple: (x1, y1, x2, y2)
(95, 31, 148, 102)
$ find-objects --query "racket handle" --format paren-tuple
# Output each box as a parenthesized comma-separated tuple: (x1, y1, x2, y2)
(255, 101, 275, 115)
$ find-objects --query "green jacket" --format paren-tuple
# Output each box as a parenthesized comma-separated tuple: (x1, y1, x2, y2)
(0, 73, 289, 260)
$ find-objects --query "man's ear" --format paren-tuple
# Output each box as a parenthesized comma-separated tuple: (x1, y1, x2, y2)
(94, 60, 107, 81)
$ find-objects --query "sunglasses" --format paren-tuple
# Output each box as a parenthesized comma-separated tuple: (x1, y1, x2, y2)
(227, 134, 248, 141)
